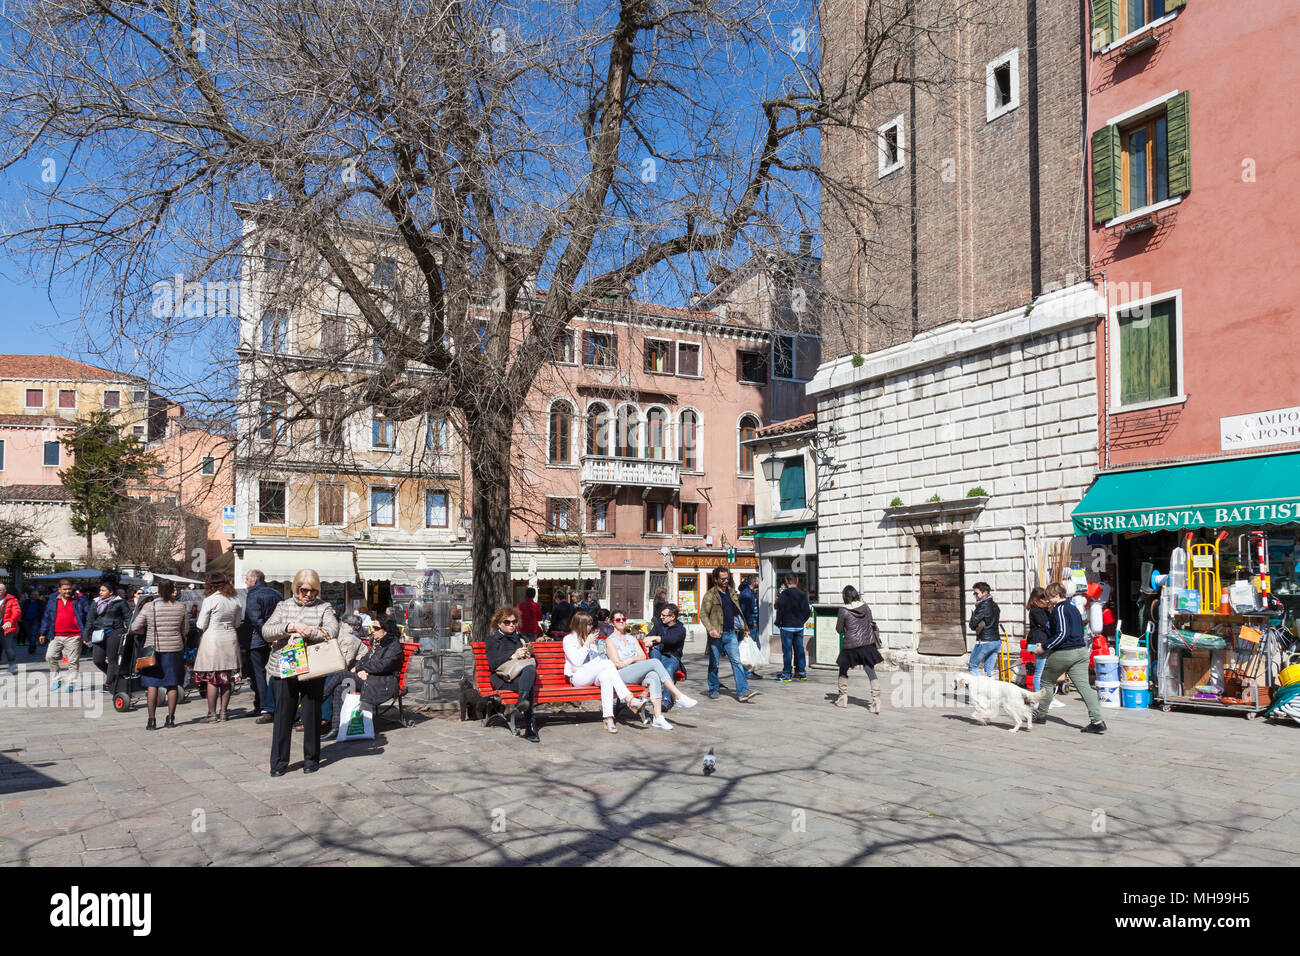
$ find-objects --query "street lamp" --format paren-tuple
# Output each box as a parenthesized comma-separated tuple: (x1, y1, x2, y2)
(761, 455, 785, 483)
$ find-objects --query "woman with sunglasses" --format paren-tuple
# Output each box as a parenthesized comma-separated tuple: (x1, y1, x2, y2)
(323, 618, 405, 741)
(484, 606, 540, 742)
(261, 569, 340, 776)
(562, 611, 648, 734)
(605, 611, 696, 730)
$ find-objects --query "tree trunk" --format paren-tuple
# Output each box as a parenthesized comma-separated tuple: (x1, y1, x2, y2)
(85, 529, 94, 566)
(468, 413, 514, 639)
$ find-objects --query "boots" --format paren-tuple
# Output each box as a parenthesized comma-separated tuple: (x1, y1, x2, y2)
(869, 679, 881, 714)
(835, 676, 848, 708)
(523, 715, 540, 743)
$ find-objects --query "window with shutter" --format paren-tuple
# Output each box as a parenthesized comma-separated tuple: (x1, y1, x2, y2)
(1091, 0, 1117, 49)
(1118, 298, 1179, 406)
(778, 457, 807, 511)
(676, 343, 700, 376)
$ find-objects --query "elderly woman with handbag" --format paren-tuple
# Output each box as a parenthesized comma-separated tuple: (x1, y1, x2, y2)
(323, 618, 404, 741)
(194, 572, 243, 723)
(261, 569, 340, 776)
(484, 606, 540, 743)
(129, 581, 189, 730)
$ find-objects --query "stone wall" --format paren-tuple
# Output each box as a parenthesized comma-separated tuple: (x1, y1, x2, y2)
(810, 283, 1100, 658)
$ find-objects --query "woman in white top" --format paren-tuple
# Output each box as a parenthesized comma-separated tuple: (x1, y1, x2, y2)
(563, 611, 648, 734)
(194, 572, 244, 723)
(605, 612, 696, 730)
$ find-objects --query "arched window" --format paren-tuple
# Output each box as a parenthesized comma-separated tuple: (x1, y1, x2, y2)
(548, 401, 573, 464)
(586, 402, 610, 456)
(616, 404, 639, 458)
(679, 410, 699, 470)
(738, 414, 760, 475)
(645, 407, 668, 460)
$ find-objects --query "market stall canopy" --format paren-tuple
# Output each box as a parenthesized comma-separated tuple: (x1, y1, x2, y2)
(240, 548, 355, 584)
(151, 572, 205, 585)
(354, 546, 592, 582)
(1072, 451, 1300, 535)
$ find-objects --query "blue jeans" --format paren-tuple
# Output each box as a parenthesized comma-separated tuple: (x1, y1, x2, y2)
(650, 647, 681, 707)
(707, 630, 749, 697)
(969, 640, 1000, 677)
(779, 627, 806, 679)
(617, 659, 669, 702)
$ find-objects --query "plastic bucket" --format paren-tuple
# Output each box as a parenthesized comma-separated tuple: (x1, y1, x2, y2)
(1122, 663, 1148, 683)
(1280, 664, 1300, 688)
(1094, 654, 1120, 683)
(1097, 680, 1122, 709)
(1121, 680, 1151, 709)
(1120, 646, 1149, 662)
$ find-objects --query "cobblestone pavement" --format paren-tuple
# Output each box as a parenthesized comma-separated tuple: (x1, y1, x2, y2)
(2, 652, 1298, 866)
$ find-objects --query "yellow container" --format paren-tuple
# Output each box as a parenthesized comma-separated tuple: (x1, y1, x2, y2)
(1280, 664, 1300, 688)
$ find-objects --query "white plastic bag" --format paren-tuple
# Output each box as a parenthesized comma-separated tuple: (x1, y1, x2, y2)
(738, 636, 765, 669)
(337, 692, 374, 741)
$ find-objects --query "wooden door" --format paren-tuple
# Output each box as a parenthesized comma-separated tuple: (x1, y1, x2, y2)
(916, 535, 967, 655)
(609, 571, 645, 619)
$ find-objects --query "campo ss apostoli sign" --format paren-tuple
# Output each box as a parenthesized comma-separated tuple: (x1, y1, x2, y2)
(1221, 405, 1300, 451)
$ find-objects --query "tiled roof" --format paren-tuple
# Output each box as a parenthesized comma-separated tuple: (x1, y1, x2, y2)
(755, 413, 815, 438)
(0, 414, 76, 428)
(0, 483, 71, 503)
(0, 354, 143, 384)
(532, 287, 763, 329)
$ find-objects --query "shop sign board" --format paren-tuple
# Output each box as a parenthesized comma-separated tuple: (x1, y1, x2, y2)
(1220, 405, 1300, 451)
(222, 505, 235, 535)
(673, 553, 758, 570)
(1075, 501, 1300, 533)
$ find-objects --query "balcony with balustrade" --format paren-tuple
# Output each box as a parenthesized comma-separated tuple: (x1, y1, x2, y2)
(579, 454, 682, 489)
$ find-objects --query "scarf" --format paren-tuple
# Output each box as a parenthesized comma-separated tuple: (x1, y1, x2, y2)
(95, 594, 120, 614)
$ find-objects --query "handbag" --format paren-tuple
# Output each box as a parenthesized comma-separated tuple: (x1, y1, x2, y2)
(136, 604, 159, 671)
(304, 638, 346, 679)
(90, 628, 106, 645)
(495, 656, 535, 682)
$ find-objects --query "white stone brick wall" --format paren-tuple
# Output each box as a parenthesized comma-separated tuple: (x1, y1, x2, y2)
(813, 293, 1100, 663)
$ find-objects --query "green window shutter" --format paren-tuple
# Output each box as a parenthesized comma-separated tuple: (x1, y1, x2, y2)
(1166, 0, 1188, 11)
(1119, 311, 1149, 406)
(1166, 91, 1191, 196)
(1092, 125, 1121, 224)
(1091, 0, 1117, 50)
(779, 458, 807, 511)
(1119, 300, 1179, 406)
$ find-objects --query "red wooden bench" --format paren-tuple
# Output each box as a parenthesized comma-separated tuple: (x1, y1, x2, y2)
(373, 641, 420, 728)
(471, 640, 664, 733)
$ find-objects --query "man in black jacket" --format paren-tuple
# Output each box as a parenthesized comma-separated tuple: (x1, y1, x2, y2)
(774, 574, 812, 682)
(967, 582, 1001, 677)
(647, 603, 687, 710)
(244, 570, 284, 723)
(549, 590, 573, 637)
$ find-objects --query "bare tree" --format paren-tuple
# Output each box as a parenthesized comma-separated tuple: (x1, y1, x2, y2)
(0, 0, 1003, 631)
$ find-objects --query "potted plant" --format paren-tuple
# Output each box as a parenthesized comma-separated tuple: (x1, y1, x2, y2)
(682, 523, 697, 534)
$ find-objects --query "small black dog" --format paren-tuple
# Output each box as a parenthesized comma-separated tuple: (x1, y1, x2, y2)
(459, 677, 503, 723)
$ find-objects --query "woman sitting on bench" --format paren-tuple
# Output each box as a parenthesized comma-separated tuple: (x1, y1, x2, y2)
(605, 612, 696, 731)
(563, 611, 649, 734)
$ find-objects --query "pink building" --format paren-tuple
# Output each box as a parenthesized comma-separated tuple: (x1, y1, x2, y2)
(1080, 1, 1300, 627)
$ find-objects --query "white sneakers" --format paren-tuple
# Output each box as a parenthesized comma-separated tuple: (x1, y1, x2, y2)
(652, 716, 673, 731)
(676, 695, 698, 709)
(1049, 697, 1067, 709)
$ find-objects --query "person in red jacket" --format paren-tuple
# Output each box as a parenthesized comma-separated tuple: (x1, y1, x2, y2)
(516, 587, 543, 638)
(0, 584, 21, 674)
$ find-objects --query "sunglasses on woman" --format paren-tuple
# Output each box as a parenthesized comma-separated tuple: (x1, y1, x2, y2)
(613, 617, 626, 623)
(501, 619, 518, 627)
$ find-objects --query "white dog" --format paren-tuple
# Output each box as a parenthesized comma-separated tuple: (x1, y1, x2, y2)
(953, 674, 1046, 733)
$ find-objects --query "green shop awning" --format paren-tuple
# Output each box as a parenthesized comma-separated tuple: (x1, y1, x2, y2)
(752, 524, 814, 540)
(1072, 452, 1300, 535)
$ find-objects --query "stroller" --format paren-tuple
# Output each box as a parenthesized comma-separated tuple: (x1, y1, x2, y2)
(109, 616, 198, 713)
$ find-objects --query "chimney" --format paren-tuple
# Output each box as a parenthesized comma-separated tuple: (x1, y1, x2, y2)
(798, 231, 813, 256)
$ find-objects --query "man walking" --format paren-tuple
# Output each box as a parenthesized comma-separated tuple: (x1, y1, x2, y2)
(0, 584, 21, 674)
(40, 579, 88, 691)
(699, 566, 756, 702)
(244, 569, 283, 723)
(20, 588, 43, 653)
(737, 574, 762, 678)
(1033, 582, 1107, 734)
(774, 574, 811, 682)
(967, 581, 1001, 677)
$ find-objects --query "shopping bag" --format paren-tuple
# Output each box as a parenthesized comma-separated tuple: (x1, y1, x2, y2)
(279, 637, 310, 678)
(337, 692, 374, 741)
(738, 635, 765, 669)
(304, 638, 346, 679)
